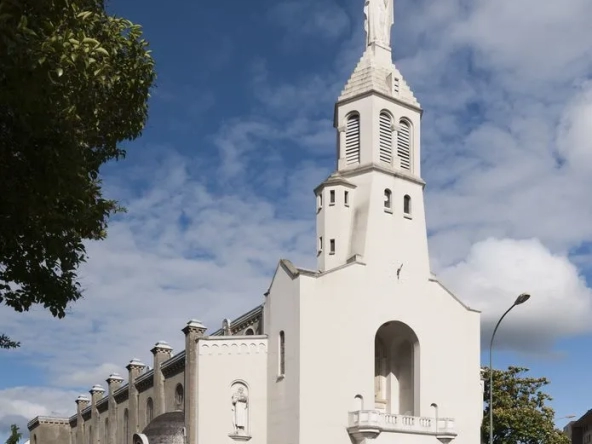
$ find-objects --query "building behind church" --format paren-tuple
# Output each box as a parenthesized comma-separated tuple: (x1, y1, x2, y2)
(28, 2, 483, 444)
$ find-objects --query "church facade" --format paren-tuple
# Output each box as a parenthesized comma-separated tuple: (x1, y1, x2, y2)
(28, 2, 483, 444)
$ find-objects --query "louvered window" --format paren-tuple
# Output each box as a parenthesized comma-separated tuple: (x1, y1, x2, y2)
(379, 112, 393, 164)
(394, 77, 400, 94)
(397, 120, 411, 170)
(345, 114, 361, 165)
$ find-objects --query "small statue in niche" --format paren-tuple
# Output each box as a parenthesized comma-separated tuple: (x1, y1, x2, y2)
(231, 386, 249, 436)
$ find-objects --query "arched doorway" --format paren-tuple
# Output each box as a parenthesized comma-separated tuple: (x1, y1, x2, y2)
(375, 321, 420, 416)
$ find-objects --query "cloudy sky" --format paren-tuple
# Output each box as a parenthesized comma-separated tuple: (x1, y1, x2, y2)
(2, 0, 592, 439)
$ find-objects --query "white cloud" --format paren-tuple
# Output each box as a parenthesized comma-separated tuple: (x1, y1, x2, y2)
(449, 0, 592, 87)
(557, 81, 592, 173)
(0, 386, 78, 441)
(438, 238, 592, 351)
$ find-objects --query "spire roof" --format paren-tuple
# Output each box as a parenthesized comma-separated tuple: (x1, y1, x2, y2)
(338, 44, 420, 108)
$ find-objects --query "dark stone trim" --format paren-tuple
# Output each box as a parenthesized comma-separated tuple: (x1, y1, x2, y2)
(114, 384, 130, 403)
(162, 352, 185, 378)
(135, 369, 155, 392)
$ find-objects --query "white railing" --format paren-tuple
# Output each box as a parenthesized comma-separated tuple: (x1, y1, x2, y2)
(348, 410, 456, 436)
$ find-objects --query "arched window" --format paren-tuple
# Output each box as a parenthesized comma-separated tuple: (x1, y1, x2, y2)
(104, 418, 109, 444)
(245, 328, 255, 335)
(379, 111, 393, 164)
(384, 189, 392, 210)
(279, 331, 286, 376)
(345, 113, 360, 165)
(146, 397, 154, 424)
(175, 384, 184, 410)
(123, 409, 129, 444)
(397, 119, 411, 170)
(404, 195, 411, 215)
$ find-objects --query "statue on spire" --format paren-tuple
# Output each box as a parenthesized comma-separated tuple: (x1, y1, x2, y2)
(364, 0, 394, 48)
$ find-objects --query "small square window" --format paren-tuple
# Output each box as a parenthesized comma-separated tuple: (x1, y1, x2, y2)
(329, 239, 335, 255)
(330, 190, 335, 205)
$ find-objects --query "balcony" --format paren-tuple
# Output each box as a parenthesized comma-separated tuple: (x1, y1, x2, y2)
(348, 410, 457, 444)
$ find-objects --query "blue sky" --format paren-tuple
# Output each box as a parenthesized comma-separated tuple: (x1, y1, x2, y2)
(3, 0, 592, 439)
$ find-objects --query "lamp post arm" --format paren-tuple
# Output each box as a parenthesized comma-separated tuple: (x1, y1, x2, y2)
(488, 303, 517, 444)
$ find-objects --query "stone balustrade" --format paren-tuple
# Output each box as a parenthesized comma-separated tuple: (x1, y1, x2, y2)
(348, 410, 456, 436)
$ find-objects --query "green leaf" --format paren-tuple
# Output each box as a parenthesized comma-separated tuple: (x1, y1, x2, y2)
(94, 47, 109, 56)
(82, 37, 100, 47)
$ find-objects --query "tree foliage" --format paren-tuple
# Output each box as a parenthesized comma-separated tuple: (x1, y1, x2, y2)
(5, 424, 22, 444)
(482, 366, 570, 444)
(0, 0, 156, 345)
(0, 334, 20, 349)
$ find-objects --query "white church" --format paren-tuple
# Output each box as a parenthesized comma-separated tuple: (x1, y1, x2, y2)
(27, 1, 483, 444)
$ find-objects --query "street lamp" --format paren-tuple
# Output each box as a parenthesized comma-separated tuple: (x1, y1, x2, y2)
(489, 293, 531, 444)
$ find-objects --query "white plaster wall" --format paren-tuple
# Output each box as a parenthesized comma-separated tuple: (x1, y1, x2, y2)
(346, 170, 430, 278)
(264, 265, 301, 444)
(196, 337, 268, 444)
(317, 184, 355, 271)
(297, 264, 481, 444)
(374, 430, 439, 444)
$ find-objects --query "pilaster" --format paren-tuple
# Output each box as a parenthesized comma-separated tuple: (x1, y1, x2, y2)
(106, 373, 124, 444)
(75, 395, 90, 444)
(182, 319, 207, 444)
(89, 384, 105, 444)
(126, 358, 146, 442)
(151, 341, 173, 417)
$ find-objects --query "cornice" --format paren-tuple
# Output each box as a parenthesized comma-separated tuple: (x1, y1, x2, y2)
(161, 352, 185, 378)
(338, 163, 426, 188)
(210, 305, 264, 336)
(135, 369, 154, 392)
(313, 174, 357, 195)
(114, 383, 129, 403)
(27, 416, 70, 431)
(199, 338, 268, 356)
(96, 396, 109, 413)
(81, 405, 91, 421)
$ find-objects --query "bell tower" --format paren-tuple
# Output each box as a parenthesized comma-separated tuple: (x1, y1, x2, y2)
(315, 0, 430, 280)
